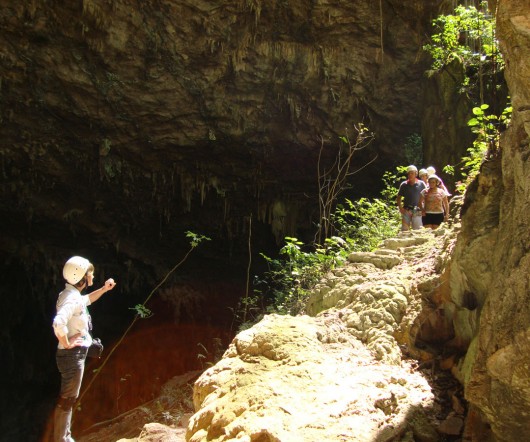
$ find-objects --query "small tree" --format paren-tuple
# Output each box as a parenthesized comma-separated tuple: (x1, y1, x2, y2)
(316, 123, 374, 244)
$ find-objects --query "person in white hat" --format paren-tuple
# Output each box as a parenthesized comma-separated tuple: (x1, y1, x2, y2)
(52, 256, 116, 442)
(397, 165, 427, 231)
(426, 166, 436, 176)
(418, 168, 429, 186)
(425, 166, 451, 195)
(419, 174, 450, 229)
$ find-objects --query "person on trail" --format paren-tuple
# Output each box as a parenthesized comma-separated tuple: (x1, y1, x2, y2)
(426, 166, 436, 176)
(418, 168, 429, 186)
(419, 174, 450, 229)
(397, 165, 426, 231)
(426, 166, 451, 196)
(52, 256, 116, 442)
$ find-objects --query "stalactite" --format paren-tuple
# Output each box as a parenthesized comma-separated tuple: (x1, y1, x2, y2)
(82, 0, 108, 30)
(224, 198, 230, 222)
(180, 173, 194, 213)
(200, 180, 206, 205)
(271, 200, 287, 243)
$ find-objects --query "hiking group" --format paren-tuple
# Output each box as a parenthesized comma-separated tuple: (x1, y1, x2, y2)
(397, 165, 450, 231)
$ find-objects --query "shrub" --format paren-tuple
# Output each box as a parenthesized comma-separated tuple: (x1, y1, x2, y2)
(252, 171, 401, 318)
(333, 197, 400, 252)
(423, 1, 503, 104)
(424, 1, 502, 74)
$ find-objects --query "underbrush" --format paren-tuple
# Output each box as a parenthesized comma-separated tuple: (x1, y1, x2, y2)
(235, 171, 402, 329)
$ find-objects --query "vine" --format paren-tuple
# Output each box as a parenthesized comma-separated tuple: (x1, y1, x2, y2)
(379, 0, 384, 60)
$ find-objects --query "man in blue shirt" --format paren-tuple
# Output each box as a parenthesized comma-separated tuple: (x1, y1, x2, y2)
(396, 165, 426, 231)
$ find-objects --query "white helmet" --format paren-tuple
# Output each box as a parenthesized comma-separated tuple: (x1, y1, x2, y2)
(406, 165, 418, 175)
(418, 168, 428, 177)
(426, 166, 436, 175)
(428, 174, 441, 184)
(63, 256, 90, 285)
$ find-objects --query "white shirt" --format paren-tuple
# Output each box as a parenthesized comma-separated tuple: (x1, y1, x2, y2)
(52, 283, 93, 349)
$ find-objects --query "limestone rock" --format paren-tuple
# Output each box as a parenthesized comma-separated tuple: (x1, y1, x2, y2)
(188, 314, 435, 442)
(438, 414, 464, 436)
(448, 0, 530, 439)
(136, 423, 185, 442)
(347, 250, 401, 269)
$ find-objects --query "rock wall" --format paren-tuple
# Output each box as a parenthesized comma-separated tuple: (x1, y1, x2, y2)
(421, 59, 476, 182)
(448, 0, 530, 439)
(0, 0, 443, 259)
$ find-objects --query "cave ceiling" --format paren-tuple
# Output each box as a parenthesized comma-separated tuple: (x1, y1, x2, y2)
(0, 0, 444, 270)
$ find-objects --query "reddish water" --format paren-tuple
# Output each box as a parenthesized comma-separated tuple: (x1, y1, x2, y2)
(72, 320, 231, 432)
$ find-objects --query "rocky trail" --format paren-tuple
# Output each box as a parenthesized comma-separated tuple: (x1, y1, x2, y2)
(78, 225, 468, 442)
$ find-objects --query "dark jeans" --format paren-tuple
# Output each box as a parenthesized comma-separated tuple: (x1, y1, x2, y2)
(54, 347, 87, 442)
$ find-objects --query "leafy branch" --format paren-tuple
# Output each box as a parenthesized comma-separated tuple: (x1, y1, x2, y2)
(423, 1, 503, 102)
(444, 103, 511, 193)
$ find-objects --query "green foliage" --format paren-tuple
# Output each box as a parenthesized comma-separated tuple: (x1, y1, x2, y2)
(464, 103, 511, 177)
(381, 166, 407, 202)
(467, 103, 511, 149)
(186, 231, 211, 248)
(333, 197, 400, 252)
(129, 304, 153, 318)
(423, 1, 503, 103)
(403, 133, 423, 166)
(446, 103, 512, 194)
(442, 164, 454, 176)
(255, 236, 347, 316)
(251, 172, 400, 318)
(424, 1, 501, 72)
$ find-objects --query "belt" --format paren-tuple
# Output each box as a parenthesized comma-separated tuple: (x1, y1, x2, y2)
(57, 346, 89, 354)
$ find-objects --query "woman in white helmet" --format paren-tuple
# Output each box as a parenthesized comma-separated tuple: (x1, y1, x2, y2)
(52, 256, 116, 442)
(418, 168, 429, 185)
(425, 166, 451, 196)
(419, 175, 450, 229)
